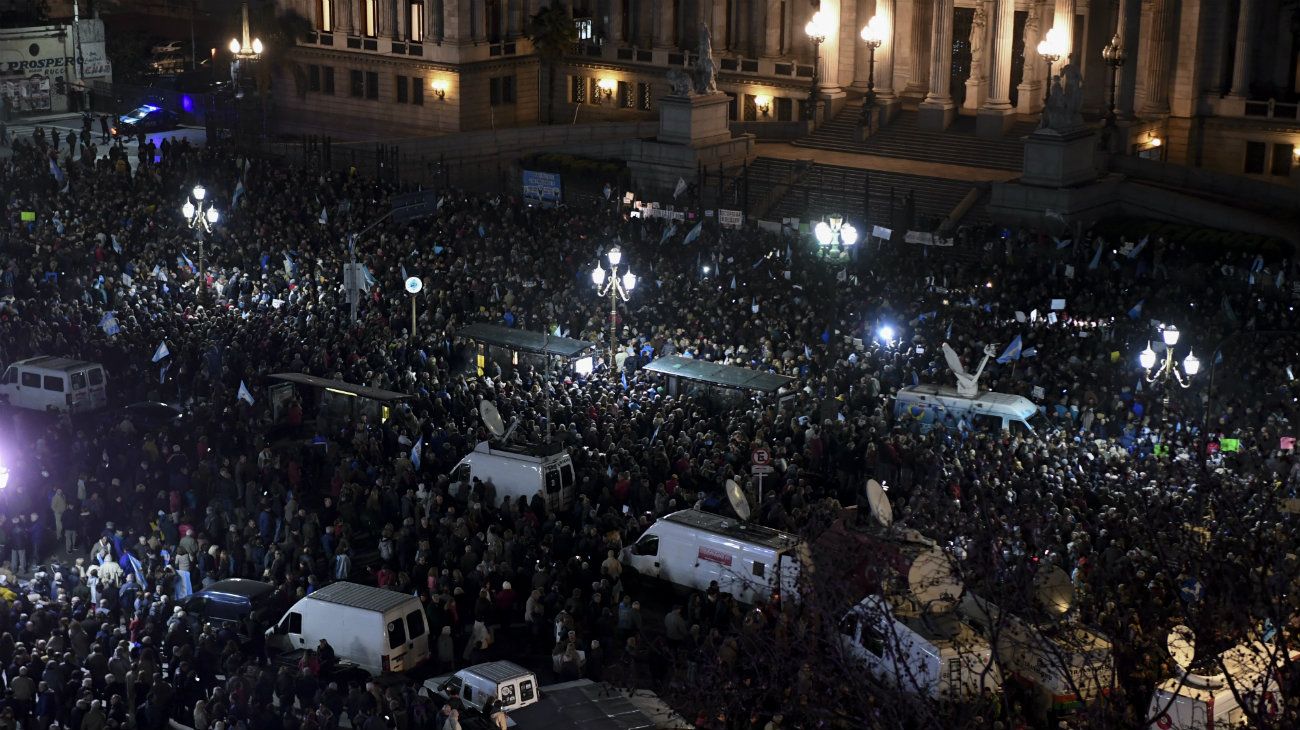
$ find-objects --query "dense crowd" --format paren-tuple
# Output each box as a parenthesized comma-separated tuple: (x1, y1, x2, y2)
(0, 122, 1297, 730)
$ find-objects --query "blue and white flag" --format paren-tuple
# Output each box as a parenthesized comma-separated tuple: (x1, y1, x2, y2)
(159, 362, 170, 384)
(410, 437, 423, 470)
(99, 311, 121, 336)
(1127, 300, 1144, 320)
(152, 341, 170, 362)
(1127, 235, 1149, 259)
(729, 275, 736, 290)
(319, 206, 329, 225)
(232, 179, 246, 208)
(682, 221, 704, 245)
(180, 251, 196, 273)
(659, 222, 677, 244)
(996, 335, 1023, 364)
(1088, 239, 1104, 270)
(620, 371, 628, 390)
(237, 380, 255, 405)
(126, 553, 144, 584)
(49, 158, 65, 185)
(1022, 347, 1038, 358)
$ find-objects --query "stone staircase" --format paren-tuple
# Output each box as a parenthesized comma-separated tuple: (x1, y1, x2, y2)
(792, 104, 1037, 171)
(743, 157, 991, 231)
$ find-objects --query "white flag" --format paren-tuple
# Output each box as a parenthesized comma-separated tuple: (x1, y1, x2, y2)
(673, 177, 688, 198)
(237, 381, 255, 405)
(152, 341, 170, 362)
(410, 437, 423, 470)
(318, 207, 328, 225)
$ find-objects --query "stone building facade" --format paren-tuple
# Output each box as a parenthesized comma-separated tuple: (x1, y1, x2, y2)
(272, 0, 1300, 181)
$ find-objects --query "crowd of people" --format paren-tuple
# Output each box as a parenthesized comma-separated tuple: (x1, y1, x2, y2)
(0, 119, 1296, 730)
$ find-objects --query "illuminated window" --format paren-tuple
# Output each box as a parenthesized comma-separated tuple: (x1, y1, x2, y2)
(317, 0, 333, 31)
(363, 0, 378, 37)
(409, 1, 424, 42)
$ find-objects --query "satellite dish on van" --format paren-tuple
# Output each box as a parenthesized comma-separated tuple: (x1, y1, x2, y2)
(1034, 566, 1073, 620)
(726, 479, 751, 521)
(941, 342, 997, 399)
(1167, 625, 1196, 672)
(479, 400, 506, 438)
(866, 479, 892, 528)
(908, 546, 963, 614)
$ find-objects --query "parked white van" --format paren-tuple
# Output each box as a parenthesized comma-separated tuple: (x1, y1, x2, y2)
(0, 357, 108, 413)
(838, 593, 1003, 700)
(422, 661, 541, 714)
(959, 592, 1114, 717)
(1147, 642, 1295, 729)
(621, 509, 808, 604)
(267, 582, 430, 675)
(451, 440, 576, 512)
(894, 384, 1045, 434)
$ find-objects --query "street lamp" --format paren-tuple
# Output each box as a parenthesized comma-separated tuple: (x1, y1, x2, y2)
(804, 11, 830, 122)
(1101, 34, 1126, 128)
(859, 15, 886, 126)
(181, 183, 220, 300)
(1139, 324, 1199, 389)
(592, 247, 636, 378)
(814, 215, 859, 248)
(229, 1, 264, 60)
(1036, 27, 1068, 108)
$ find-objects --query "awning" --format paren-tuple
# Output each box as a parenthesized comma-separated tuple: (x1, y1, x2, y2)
(269, 373, 411, 401)
(642, 355, 796, 394)
(457, 323, 595, 359)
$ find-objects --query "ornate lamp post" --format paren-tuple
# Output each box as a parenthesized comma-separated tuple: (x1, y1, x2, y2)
(1139, 323, 1200, 410)
(1036, 27, 1068, 107)
(804, 11, 830, 122)
(181, 184, 220, 300)
(859, 15, 886, 126)
(591, 247, 636, 378)
(1101, 34, 1127, 127)
(229, 1, 264, 97)
(814, 215, 859, 249)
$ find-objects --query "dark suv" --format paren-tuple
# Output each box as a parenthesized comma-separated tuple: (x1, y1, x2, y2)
(183, 578, 285, 639)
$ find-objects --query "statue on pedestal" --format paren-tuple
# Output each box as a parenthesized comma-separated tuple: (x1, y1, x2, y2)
(1040, 60, 1085, 131)
(665, 23, 719, 96)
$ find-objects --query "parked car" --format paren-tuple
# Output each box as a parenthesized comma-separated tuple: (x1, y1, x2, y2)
(151, 40, 185, 55)
(113, 104, 180, 136)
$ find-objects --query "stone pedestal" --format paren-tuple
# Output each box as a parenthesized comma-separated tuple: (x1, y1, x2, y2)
(917, 99, 955, 131)
(855, 104, 883, 141)
(659, 93, 733, 147)
(976, 107, 1015, 138)
(1021, 127, 1100, 187)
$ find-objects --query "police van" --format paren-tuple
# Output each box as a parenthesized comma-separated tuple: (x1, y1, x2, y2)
(0, 357, 108, 413)
(894, 384, 1045, 434)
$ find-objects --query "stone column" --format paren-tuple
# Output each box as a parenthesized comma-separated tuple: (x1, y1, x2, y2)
(654, 0, 677, 48)
(917, 0, 954, 129)
(1139, 0, 1173, 116)
(963, 1, 989, 110)
(1016, 1, 1043, 114)
(903, 0, 932, 101)
(761, 0, 780, 56)
(386, 0, 400, 38)
(608, 0, 623, 44)
(1228, 0, 1254, 97)
(1053, 0, 1075, 72)
(976, 0, 1015, 135)
(875, 0, 896, 102)
(851, 0, 873, 91)
(817, 0, 844, 93)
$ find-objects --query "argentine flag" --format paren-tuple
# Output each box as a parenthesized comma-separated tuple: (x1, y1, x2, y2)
(996, 336, 1023, 364)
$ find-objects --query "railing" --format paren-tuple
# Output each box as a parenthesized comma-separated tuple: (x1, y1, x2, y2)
(1243, 99, 1300, 121)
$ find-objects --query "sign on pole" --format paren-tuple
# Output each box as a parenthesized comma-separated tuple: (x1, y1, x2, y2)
(522, 170, 562, 207)
(718, 209, 744, 229)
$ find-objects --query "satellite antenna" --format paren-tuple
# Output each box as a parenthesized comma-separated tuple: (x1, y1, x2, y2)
(1034, 566, 1074, 620)
(479, 399, 521, 443)
(725, 479, 751, 521)
(866, 479, 892, 528)
(908, 546, 963, 614)
(941, 342, 997, 398)
(1167, 624, 1196, 673)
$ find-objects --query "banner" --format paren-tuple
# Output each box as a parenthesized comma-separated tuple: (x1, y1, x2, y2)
(521, 170, 562, 207)
(905, 231, 954, 246)
(717, 209, 743, 229)
(872, 225, 892, 240)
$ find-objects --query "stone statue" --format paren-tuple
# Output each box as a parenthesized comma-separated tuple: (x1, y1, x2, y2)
(1040, 59, 1086, 131)
(692, 23, 719, 94)
(666, 68, 693, 96)
(969, 5, 988, 79)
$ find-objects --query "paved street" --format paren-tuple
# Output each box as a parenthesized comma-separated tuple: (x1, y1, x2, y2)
(1, 111, 207, 168)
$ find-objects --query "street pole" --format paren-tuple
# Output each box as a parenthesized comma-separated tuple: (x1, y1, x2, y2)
(348, 234, 359, 322)
(410, 295, 417, 338)
(806, 38, 821, 122)
(609, 281, 618, 379)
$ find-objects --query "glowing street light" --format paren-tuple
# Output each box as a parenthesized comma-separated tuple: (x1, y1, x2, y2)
(592, 247, 636, 378)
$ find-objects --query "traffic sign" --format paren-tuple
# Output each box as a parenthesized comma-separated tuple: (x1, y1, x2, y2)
(751, 448, 770, 466)
(751, 464, 774, 475)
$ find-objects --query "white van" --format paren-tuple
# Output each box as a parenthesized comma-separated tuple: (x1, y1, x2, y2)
(959, 592, 1114, 718)
(894, 384, 1045, 435)
(451, 440, 575, 512)
(621, 509, 808, 604)
(1147, 642, 1295, 729)
(422, 661, 541, 715)
(267, 582, 430, 675)
(837, 593, 1002, 700)
(0, 357, 108, 413)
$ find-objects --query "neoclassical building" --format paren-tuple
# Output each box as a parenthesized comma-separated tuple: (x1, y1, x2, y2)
(273, 0, 1300, 179)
